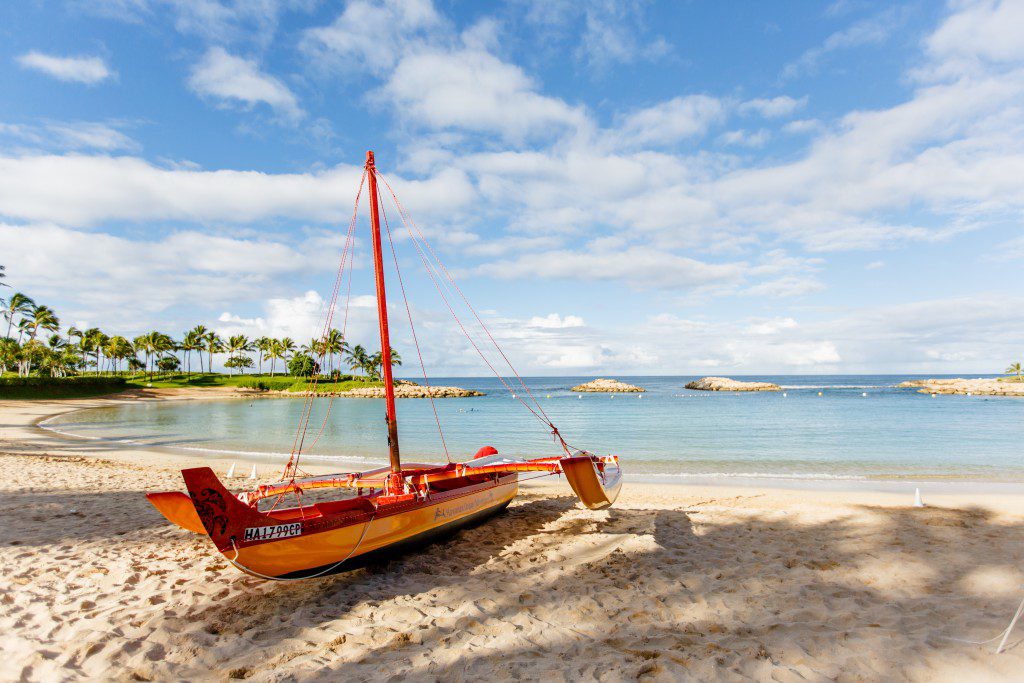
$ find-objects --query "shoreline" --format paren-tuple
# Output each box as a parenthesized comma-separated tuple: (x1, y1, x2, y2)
(23, 390, 1024, 493)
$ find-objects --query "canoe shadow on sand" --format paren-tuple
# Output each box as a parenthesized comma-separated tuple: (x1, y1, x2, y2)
(180, 499, 1024, 681)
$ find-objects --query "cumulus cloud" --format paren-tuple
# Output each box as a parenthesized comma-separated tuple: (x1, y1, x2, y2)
(0, 221, 337, 327)
(16, 52, 113, 84)
(188, 47, 303, 121)
(301, 0, 441, 74)
(614, 95, 726, 148)
(0, 154, 475, 227)
(739, 95, 808, 118)
(380, 49, 586, 142)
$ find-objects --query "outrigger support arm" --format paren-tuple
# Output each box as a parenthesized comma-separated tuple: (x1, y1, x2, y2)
(366, 150, 402, 478)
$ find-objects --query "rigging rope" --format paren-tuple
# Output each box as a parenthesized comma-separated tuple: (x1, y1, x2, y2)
(282, 169, 365, 483)
(375, 171, 574, 455)
(376, 173, 450, 462)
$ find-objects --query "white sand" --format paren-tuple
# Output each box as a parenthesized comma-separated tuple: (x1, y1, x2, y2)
(2, 392, 1024, 681)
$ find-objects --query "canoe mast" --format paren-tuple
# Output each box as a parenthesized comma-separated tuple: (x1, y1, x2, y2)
(365, 151, 402, 481)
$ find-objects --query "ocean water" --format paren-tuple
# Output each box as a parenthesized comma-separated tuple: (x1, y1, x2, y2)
(44, 375, 1024, 482)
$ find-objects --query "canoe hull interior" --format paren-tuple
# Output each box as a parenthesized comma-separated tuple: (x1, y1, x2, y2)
(175, 466, 519, 580)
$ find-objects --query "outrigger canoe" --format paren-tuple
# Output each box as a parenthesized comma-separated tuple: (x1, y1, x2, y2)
(147, 151, 623, 580)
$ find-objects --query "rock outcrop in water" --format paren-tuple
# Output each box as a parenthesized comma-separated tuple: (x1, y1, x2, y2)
(338, 384, 483, 398)
(685, 377, 781, 392)
(570, 378, 645, 393)
(898, 378, 1024, 396)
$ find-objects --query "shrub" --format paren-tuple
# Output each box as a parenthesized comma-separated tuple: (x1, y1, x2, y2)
(236, 376, 296, 391)
(0, 376, 127, 399)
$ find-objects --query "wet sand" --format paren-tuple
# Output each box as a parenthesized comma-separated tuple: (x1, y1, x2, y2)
(2, 392, 1024, 681)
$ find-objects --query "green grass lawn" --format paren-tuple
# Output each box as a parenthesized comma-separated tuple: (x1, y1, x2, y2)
(123, 372, 383, 392)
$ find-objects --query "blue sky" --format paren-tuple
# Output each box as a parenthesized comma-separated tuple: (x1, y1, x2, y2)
(1, 0, 1022, 375)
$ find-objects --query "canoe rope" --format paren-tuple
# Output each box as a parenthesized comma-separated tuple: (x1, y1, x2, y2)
(375, 170, 576, 456)
(226, 509, 376, 582)
(378, 195, 450, 461)
(942, 591, 1024, 653)
(281, 170, 364, 490)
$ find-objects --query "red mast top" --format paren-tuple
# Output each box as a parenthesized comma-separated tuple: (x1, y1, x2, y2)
(365, 151, 401, 475)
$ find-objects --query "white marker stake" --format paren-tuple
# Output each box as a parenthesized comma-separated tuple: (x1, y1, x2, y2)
(226, 463, 236, 478)
(249, 464, 258, 480)
(914, 488, 924, 507)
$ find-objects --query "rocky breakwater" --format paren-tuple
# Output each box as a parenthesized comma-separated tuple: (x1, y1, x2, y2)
(338, 384, 483, 398)
(570, 378, 645, 393)
(898, 378, 1024, 396)
(685, 377, 781, 392)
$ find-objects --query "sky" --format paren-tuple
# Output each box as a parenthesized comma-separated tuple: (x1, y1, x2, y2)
(1, 0, 1023, 376)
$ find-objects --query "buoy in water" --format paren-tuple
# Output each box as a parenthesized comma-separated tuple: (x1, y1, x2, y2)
(862, 392, 867, 397)
(248, 464, 258, 480)
(818, 391, 823, 397)
(546, 394, 551, 399)
(578, 394, 582, 399)
(931, 393, 937, 398)
(782, 392, 787, 397)
(226, 463, 236, 478)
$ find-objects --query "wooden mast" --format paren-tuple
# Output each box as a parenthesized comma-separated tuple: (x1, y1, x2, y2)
(365, 151, 401, 475)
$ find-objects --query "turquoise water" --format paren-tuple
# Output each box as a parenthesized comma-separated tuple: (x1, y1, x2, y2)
(44, 376, 1024, 481)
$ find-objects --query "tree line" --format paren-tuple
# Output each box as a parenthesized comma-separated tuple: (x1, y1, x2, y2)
(1, 270, 400, 380)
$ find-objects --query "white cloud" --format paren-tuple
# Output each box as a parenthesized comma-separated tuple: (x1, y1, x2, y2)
(0, 121, 138, 152)
(0, 222, 333, 327)
(188, 47, 303, 121)
(528, 313, 584, 329)
(301, 0, 441, 74)
(522, 0, 671, 70)
(739, 95, 808, 118)
(718, 129, 771, 148)
(0, 154, 475, 227)
(926, 0, 1024, 67)
(781, 8, 904, 80)
(614, 95, 725, 148)
(380, 49, 586, 142)
(782, 118, 822, 134)
(865, 260, 885, 269)
(16, 52, 113, 84)
(479, 244, 745, 290)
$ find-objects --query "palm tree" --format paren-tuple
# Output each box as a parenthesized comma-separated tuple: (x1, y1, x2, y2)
(3, 292, 35, 339)
(323, 328, 347, 375)
(279, 337, 296, 366)
(345, 344, 370, 376)
(202, 331, 224, 375)
(180, 330, 198, 377)
(106, 336, 133, 374)
(26, 305, 60, 342)
(0, 264, 6, 287)
(254, 336, 271, 375)
(1006, 362, 1023, 381)
(266, 339, 284, 377)
(226, 335, 253, 375)
(369, 348, 402, 381)
(189, 325, 209, 372)
(90, 330, 109, 375)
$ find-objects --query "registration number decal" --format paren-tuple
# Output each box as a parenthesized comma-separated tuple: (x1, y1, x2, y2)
(243, 523, 302, 543)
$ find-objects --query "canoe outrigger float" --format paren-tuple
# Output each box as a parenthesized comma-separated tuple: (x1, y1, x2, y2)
(147, 151, 622, 580)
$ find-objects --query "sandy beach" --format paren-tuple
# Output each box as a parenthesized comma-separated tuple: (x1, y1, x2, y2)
(2, 392, 1024, 681)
